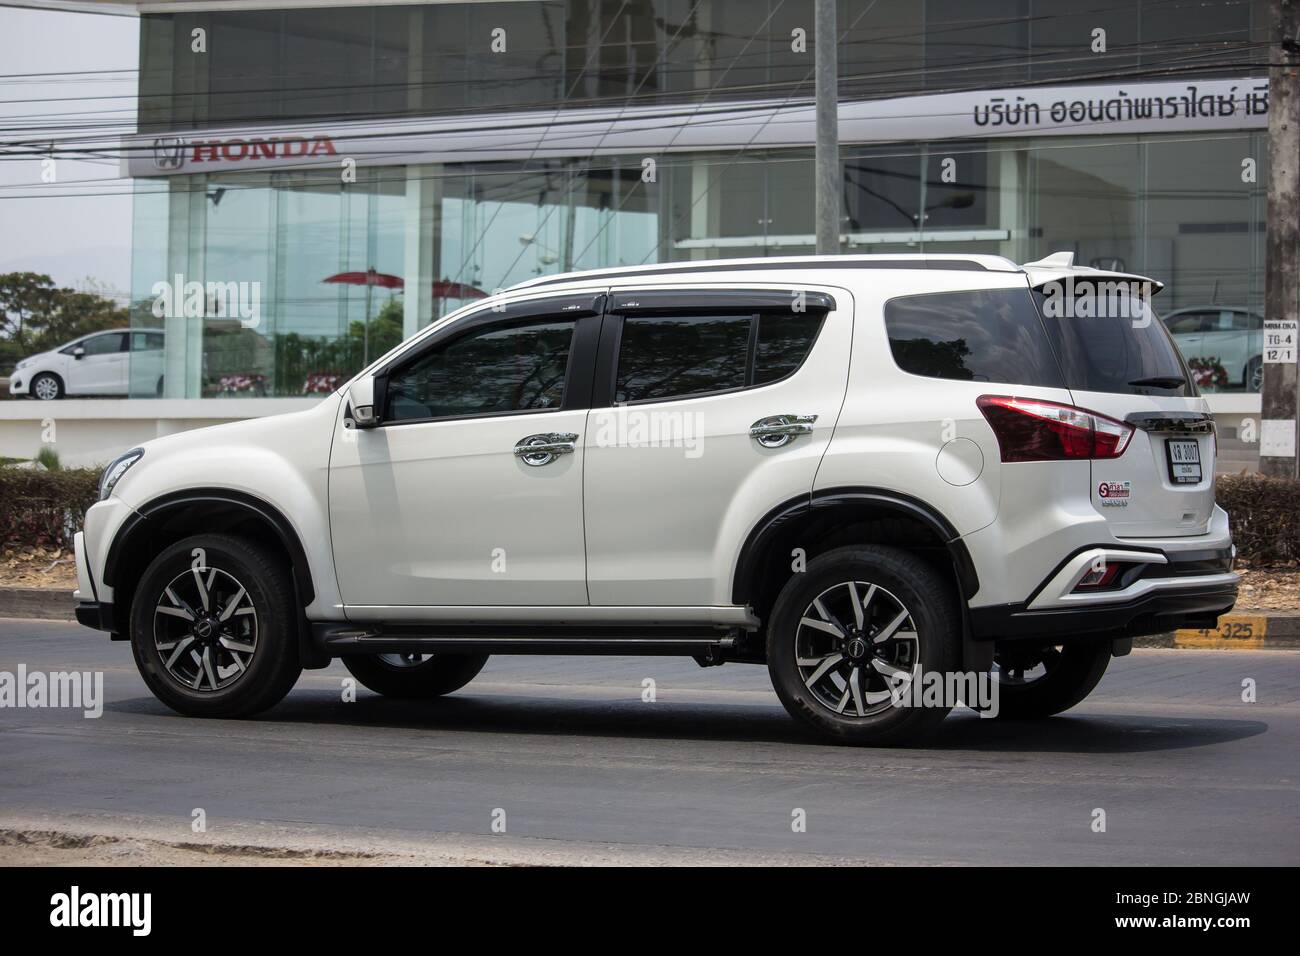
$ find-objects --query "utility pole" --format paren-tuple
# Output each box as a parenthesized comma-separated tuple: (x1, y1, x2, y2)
(814, 0, 840, 255)
(1263, 0, 1300, 477)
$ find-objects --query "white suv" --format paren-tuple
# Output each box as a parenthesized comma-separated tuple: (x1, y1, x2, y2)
(73, 255, 1238, 745)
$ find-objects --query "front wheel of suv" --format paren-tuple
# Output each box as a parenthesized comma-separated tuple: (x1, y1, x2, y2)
(343, 653, 489, 699)
(991, 641, 1111, 720)
(766, 545, 960, 746)
(129, 534, 302, 718)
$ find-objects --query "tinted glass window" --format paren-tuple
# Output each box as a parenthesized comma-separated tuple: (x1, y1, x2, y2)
(884, 289, 1065, 387)
(385, 319, 575, 422)
(616, 315, 751, 402)
(754, 313, 824, 385)
(1164, 312, 1209, 334)
(81, 333, 126, 356)
(132, 332, 164, 351)
(1033, 287, 1193, 395)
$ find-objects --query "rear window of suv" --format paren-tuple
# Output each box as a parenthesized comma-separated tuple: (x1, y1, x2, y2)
(884, 288, 1066, 387)
(1032, 284, 1193, 396)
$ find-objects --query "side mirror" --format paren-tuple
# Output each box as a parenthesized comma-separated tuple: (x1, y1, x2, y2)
(72, 347, 85, 360)
(347, 374, 380, 428)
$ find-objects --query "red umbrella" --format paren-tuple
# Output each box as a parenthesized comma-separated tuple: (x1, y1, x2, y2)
(322, 269, 403, 367)
(432, 280, 488, 299)
(322, 270, 404, 289)
(323, 273, 487, 300)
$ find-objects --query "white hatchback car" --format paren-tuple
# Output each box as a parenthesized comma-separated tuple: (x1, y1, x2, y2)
(9, 328, 165, 400)
(73, 255, 1238, 745)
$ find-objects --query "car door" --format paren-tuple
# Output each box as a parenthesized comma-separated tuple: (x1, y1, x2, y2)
(67, 331, 128, 394)
(328, 292, 602, 611)
(129, 331, 166, 395)
(582, 286, 852, 607)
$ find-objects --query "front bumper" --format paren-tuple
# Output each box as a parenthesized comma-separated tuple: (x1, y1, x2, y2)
(73, 527, 121, 637)
(75, 600, 117, 632)
(8, 374, 26, 395)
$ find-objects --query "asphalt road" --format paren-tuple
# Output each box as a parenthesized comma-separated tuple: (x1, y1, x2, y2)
(1, 617, 1297, 865)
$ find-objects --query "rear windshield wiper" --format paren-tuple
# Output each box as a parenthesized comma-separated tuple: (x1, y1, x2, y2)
(1128, 376, 1187, 390)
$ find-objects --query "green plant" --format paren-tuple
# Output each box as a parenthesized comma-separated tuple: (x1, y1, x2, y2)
(35, 446, 60, 471)
(1215, 474, 1300, 566)
(0, 466, 99, 551)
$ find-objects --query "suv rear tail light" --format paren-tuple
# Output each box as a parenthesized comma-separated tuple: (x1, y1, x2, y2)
(977, 395, 1134, 462)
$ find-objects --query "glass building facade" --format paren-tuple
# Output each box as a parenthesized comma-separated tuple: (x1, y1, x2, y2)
(128, 0, 1271, 399)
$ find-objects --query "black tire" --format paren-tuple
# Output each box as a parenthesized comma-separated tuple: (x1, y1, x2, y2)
(766, 545, 960, 745)
(129, 533, 302, 717)
(343, 653, 488, 699)
(30, 372, 63, 401)
(991, 641, 1111, 720)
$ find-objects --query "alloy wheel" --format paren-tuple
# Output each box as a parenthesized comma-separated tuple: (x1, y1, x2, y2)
(794, 580, 920, 718)
(33, 376, 59, 400)
(153, 564, 258, 691)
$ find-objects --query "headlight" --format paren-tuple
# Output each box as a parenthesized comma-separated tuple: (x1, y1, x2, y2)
(99, 448, 144, 500)
(15, 357, 33, 369)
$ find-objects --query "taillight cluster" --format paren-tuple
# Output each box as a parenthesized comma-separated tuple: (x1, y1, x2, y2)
(976, 395, 1134, 462)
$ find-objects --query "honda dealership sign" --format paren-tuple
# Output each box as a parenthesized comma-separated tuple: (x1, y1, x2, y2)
(121, 77, 1268, 178)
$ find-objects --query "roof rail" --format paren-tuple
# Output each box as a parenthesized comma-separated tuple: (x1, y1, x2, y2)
(505, 254, 1018, 292)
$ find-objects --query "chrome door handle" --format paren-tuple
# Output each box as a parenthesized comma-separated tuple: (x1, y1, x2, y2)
(514, 432, 579, 466)
(750, 414, 817, 448)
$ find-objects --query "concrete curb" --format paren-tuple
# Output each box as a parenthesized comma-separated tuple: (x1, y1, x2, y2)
(1139, 610, 1300, 650)
(0, 587, 76, 622)
(1, 587, 1297, 649)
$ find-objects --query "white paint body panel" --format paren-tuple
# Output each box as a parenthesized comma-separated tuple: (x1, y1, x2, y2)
(73, 255, 1238, 632)
(583, 283, 853, 606)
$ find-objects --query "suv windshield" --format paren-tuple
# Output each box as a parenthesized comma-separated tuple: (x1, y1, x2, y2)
(1032, 283, 1194, 396)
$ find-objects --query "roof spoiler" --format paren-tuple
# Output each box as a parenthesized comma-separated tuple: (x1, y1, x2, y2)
(1021, 251, 1077, 270)
(1020, 251, 1164, 294)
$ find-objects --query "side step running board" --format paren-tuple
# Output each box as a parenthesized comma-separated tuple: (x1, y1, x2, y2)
(313, 622, 742, 659)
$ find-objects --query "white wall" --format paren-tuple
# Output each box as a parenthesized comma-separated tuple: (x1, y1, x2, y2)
(0, 398, 323, 468)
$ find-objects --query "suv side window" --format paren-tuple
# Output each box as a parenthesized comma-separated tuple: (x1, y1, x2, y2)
(885, 289, 1065, 387)
(384, 318, 576, 423)
(615, 311, 825, 403)
(616, 315, 749, 402)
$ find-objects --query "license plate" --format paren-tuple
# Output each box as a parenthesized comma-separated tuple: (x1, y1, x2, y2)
(1166, 439, 1202, 484)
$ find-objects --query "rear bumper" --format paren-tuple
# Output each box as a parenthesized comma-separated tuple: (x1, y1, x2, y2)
(970, 568, 1238, 642)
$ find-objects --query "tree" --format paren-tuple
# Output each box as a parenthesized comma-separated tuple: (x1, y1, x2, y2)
(0, 272, 59, 355)
(0, 272, 127, 371)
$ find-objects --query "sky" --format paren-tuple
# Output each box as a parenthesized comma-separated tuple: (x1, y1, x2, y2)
(0, 5, 138, 298)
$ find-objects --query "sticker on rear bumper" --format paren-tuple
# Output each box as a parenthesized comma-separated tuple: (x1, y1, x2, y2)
(1097, 480, 1131, 507)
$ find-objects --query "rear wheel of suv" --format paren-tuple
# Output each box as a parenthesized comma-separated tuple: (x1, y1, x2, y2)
(343, 653, 489, 699)
(129, 534, 302, 717)
(991, 641, 1111, 719)
(766, 545, 960, 746)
